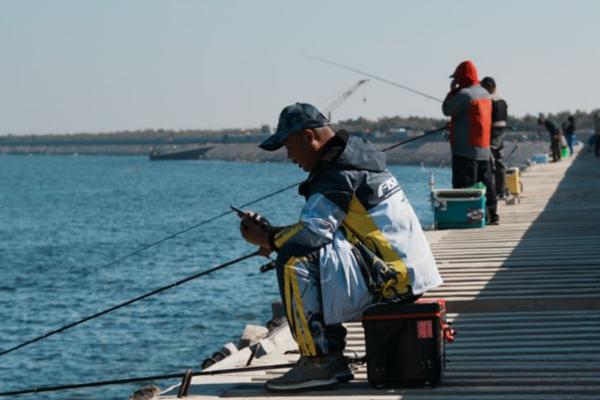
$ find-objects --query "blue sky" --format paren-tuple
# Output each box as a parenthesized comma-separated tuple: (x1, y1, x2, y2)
(1, 0, 598, 134)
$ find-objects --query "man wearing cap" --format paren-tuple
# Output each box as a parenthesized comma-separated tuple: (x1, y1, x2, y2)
(442, 60, 499, 224)
(481, 76, 509, 198)
(238, 103, 442, 392)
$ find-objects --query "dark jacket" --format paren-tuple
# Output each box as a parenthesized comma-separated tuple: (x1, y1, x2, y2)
(563, 120, 575, 136)
(491, 92, 508, 129)
(544, 120, 560, 139)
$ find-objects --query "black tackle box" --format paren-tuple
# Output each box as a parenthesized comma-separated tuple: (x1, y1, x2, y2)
(361, 298, 455, 388)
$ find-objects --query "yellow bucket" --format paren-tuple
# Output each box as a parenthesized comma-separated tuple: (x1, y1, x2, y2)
(505, 167, 521, 195)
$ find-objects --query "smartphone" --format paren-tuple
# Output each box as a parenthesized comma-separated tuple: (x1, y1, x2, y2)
(230, 205, 246, 217)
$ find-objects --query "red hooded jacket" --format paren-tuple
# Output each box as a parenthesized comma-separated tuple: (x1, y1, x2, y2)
(442, 60, 492, 160)
(452, 60, 480, 87)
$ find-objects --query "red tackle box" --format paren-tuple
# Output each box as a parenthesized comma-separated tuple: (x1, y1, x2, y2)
(361, 298, 455, 388)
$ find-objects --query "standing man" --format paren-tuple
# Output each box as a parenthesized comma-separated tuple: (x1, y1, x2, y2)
(562, 116, 576, 157)
(537, 114, 562, 162)
(442, 60, 498, 225)
(238, 103, 442, 392)
(481, 76, 509, 198)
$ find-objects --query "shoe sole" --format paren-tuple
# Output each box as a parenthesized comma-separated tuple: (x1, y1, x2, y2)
(265, 378, 338, 392)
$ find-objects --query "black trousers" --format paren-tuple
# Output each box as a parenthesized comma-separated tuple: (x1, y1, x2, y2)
(452, 154, 498, 220)
(490, 129, 506, 196)
(550, 136, 561, 162)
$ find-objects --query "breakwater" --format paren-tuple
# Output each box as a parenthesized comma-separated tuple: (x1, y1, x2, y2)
(0, 132, 561, 167)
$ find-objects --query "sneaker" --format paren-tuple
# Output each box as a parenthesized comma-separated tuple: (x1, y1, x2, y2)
(265, 355, 339, 392)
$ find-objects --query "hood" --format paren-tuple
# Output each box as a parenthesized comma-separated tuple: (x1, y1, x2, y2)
(299, 132, 385, 197)
(451, 60, 480, 87)
(334, 134, 386, 172)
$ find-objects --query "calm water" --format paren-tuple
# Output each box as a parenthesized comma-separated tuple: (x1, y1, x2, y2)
(0, 155, 450, 399)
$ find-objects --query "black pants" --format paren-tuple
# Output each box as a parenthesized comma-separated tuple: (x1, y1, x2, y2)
(452, 154, 498, 221)
(595, 135, 600, 157)
(550, 136, 561, 162)
(490, 129, 506, 196)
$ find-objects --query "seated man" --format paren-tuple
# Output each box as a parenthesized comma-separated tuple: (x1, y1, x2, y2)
(238, 103, 442, 392)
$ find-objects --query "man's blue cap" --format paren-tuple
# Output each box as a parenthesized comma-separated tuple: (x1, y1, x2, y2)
(259, 103, 329, 151)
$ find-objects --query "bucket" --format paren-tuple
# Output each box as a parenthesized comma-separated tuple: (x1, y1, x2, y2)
(505, 167, 522, 195)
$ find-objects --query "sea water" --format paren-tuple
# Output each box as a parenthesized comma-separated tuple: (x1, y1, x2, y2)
(0, 155, 450, 399)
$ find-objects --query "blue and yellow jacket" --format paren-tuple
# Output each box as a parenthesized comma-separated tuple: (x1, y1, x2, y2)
(270, 131, 442, 324)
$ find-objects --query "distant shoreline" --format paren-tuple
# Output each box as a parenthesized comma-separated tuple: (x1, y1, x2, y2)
(0, 137, 563, 168)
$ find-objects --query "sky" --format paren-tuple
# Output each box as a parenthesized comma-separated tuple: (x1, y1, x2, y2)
(1, 0, 599, 135)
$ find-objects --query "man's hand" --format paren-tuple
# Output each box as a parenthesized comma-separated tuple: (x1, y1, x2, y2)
(239, 211, 274, 256)
(443, 79, 460, 102)
(445, 79, 460, 97)
(450, 79, 459, 91)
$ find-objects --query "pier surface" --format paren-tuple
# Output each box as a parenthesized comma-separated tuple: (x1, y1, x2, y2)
(158, 148, 600, 399)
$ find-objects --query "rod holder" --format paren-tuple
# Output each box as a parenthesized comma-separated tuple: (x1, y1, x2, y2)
(177, 369, 193, 398)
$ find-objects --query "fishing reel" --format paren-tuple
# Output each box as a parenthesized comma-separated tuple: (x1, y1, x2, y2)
(259, 260, 277, 273)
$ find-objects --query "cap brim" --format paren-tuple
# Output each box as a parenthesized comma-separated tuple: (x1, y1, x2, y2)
(259, 131, 288, 151)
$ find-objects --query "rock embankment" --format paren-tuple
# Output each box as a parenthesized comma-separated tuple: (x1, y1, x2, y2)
(189, 140, 554, 168)
(0, 136, 567, 168)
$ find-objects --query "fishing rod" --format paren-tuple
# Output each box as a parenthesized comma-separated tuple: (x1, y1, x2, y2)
(0, 126, 448, 359)
(504, 143, 519, 161)
(78, 182, 299, 278)
(0, 251, 259, 358)
(0, 362, 295, 397)
(304, 54, 443, 103)
(381, 125, 448, 152)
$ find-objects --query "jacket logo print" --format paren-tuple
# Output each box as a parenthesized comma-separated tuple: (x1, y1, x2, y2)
(377, 177, 399, 198)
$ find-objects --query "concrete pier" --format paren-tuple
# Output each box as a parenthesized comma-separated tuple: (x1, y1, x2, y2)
(157, 148, 600, 399)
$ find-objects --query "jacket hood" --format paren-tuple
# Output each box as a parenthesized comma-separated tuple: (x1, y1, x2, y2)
(334, 134, 386, 172)
(299, 132, 386, 197)
(451, 60, 480, 87)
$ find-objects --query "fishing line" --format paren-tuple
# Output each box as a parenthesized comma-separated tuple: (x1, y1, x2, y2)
(81, 182, 300, 277)
(1, 125, 447, 359)
(303, 54, 443, 103)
